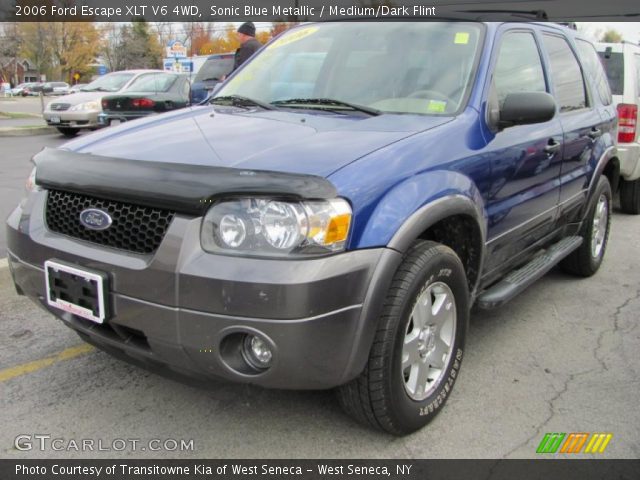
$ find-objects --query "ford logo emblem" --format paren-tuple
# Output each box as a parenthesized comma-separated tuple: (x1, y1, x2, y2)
(79, 208, 112, 231)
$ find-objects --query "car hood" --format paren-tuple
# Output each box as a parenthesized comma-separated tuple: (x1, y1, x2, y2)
(50, 91, 112, 105)
(64, 105, 453, 177)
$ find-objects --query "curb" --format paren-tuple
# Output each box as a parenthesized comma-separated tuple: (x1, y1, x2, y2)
(0, 126, 56, 137)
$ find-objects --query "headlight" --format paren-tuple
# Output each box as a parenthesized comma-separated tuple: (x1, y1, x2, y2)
(25, 167, 38, 192)
(70, 100, 101, 111)
(201, 198, 352, 257)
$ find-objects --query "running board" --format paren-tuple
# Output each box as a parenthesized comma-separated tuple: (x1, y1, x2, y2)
(477, 236, 583, 310)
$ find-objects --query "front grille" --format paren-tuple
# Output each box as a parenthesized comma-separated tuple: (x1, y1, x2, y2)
(45, 190, 175, 254)
(50, 103, 71, 111)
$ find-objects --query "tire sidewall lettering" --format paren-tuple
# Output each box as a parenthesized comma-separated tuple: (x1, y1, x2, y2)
(391, 250, 469, 428)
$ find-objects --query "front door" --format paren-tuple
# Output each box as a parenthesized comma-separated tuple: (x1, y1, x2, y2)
(483, 28, 563, 273)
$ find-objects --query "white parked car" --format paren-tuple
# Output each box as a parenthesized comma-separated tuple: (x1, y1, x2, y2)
(597, 42, 640, 214)
(68, 83, 88, 93)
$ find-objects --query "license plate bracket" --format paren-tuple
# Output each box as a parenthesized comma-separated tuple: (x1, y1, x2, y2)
(45, 260, 109, 324)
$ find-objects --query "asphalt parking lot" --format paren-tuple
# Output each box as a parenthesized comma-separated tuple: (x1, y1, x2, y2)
(0, 131, 639, 459)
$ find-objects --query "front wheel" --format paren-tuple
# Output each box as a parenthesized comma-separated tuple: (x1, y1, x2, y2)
(337, 240, 469, 435)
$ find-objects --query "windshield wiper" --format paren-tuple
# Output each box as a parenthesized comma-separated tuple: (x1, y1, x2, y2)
(209, 95, 274, 110)
(271, 98, 380, 116)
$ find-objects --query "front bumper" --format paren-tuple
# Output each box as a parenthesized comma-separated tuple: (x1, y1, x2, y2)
(98, 112, 148, 125)
(43, 110, 101, 129)
(7, 190, 401, 389)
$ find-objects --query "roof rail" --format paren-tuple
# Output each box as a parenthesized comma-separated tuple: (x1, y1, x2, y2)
(463, 9, 548, 20)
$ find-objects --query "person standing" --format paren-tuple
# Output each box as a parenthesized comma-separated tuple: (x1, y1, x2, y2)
(232, 22, 262, 71)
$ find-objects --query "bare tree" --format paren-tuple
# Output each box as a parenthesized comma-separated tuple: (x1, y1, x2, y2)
(152, 22, 176, 52)
(0, 22, 22, 85)
(18, 23, 52, 80)
(100, 23, 126, 71)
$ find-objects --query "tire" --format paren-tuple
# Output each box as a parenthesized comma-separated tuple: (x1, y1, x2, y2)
(337, 240, 469, 435)
(619, 178, 640, 215)
(561, 175, 612, 277)
(56, 127, 79, 138)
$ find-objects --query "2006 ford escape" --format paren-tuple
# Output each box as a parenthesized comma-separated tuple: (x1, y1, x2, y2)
(7, 22, 618, 434)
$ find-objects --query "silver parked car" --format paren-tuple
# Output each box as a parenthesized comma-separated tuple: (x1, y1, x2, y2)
(43, 70, 162, 137)
(43, 82, 70, 96)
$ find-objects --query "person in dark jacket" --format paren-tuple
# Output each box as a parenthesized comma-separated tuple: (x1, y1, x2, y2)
(233, 22, 262, 71)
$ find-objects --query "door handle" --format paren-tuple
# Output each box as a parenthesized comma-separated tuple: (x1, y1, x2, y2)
(544, 139, 561, 155)
(588, 128, 602, 139)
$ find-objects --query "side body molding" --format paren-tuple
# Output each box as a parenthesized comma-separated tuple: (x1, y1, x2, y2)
(388, 194, 487, 254)
(580, 145, 618, 220)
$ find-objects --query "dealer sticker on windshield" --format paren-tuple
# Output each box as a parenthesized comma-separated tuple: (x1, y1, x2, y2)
(454, 32, 470, 44)
(427, 100, 447, 113)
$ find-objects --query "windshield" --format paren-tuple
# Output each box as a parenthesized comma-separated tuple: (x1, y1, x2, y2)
(82, 72, 136, 92)
(124, 73, 178, 93)
(194, 56, 234, 82)
(217, 22, 483, 115)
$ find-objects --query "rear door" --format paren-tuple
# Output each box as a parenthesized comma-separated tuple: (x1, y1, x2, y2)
(540, 31, 606, 222)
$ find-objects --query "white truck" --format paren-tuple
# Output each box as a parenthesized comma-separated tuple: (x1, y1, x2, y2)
(597, 41, 640, 214)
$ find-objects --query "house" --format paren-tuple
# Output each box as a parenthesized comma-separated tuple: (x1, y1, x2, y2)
(0, 57, 39, 86)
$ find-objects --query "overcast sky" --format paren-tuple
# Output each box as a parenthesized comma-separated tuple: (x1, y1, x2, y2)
(578, 22, 640, 43)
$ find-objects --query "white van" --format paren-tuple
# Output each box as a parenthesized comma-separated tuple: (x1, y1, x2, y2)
(597, 42, 640, 214)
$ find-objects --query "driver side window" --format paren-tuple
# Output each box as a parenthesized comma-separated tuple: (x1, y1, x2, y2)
(494, 31, 547, 108)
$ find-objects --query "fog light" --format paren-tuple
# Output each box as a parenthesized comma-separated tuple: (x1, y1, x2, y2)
(243, 334, 273, 369)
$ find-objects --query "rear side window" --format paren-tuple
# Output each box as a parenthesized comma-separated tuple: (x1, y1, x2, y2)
(125, 74, 177, 93)
(597, 51, 624, 96)
(194, 57, 234, 83)
(493, 31, 547, 108)
(542, 34, 587, 112)
(575, 39, 612, 105)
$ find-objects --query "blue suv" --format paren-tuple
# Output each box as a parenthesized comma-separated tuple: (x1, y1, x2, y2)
(7, 22, 618, 435)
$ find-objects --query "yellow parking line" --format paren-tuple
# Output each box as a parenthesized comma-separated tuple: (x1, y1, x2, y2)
(0, 344, 95, 382)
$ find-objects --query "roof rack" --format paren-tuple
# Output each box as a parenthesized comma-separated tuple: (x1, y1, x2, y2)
(462, 9, 548, 20)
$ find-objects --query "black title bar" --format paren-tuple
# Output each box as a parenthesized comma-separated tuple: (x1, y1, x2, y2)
(2, 459, 640, 480)
(2, 0, 640, 22)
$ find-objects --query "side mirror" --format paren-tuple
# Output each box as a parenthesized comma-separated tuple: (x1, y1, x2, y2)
(499, 92, 557, 129)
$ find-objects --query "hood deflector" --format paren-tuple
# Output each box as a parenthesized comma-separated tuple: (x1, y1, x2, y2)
(33, 148, 337, 215)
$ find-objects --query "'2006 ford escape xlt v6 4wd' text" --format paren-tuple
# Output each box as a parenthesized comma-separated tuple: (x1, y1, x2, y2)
(7, 22, 618, 435)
